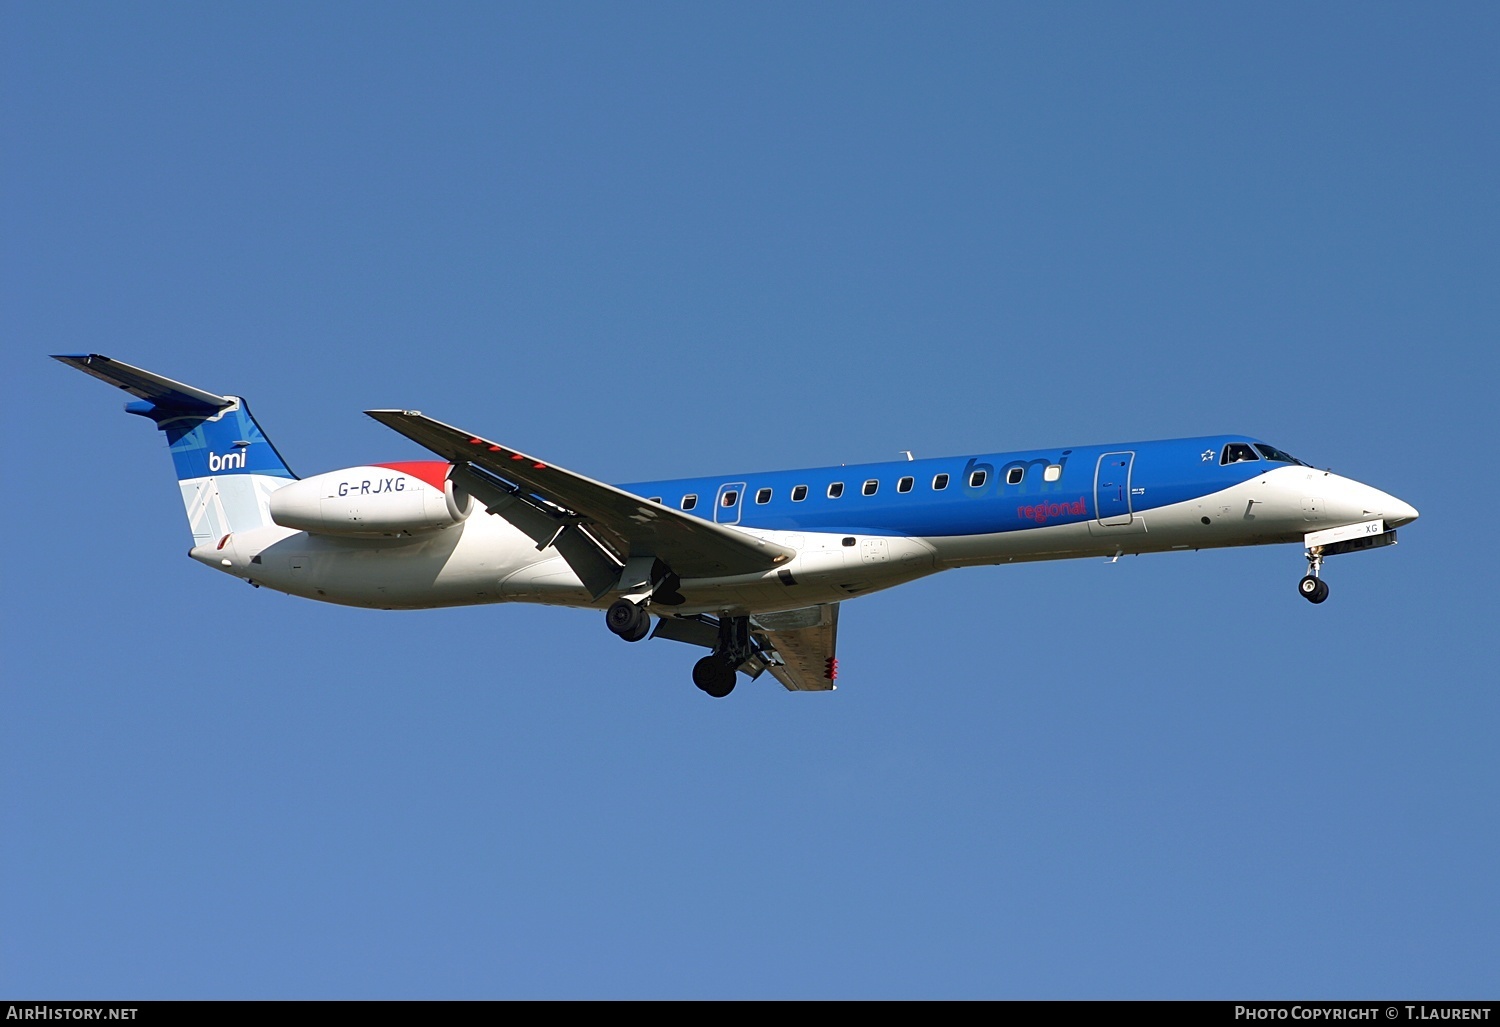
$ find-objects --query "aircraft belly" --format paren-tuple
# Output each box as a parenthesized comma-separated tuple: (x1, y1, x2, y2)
(669, 535, 938, 616)
(234, 517, 539, 609)
(498, 556, 593, 605)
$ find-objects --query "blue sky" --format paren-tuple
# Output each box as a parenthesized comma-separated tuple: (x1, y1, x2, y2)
(3, 3, 1497, 999)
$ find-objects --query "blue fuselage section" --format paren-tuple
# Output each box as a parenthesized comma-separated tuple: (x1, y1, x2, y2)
(622, 435, 1285, 538)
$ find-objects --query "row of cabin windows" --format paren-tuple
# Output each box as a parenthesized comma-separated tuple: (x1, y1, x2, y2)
(659, 463, 1064, 511)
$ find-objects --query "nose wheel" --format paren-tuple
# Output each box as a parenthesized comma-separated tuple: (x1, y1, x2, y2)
(1298, 548, 1330, 604)
(1298, 574, 1330, 603)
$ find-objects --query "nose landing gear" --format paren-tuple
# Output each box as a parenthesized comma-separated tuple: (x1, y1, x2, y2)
(1299, 548, 1330, 604)
(1299, 575, 1329, 603)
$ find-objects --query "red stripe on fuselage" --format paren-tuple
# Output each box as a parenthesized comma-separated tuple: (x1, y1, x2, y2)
(374, 461, 450, 491)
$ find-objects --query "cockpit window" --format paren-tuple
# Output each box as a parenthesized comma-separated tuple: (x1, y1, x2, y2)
(1220, 443, 1260, 465)
(1253, 443, 1303, 465)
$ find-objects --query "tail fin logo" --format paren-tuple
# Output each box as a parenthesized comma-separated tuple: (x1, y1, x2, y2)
(207, 450, 247, 472)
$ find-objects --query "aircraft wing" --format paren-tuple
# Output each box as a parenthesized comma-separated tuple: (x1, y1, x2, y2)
(365, 410, 796, 584)
(753, 604, 840, 692)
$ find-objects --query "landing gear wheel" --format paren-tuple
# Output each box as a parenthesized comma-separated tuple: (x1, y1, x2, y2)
(692, 655, 737, 698)
(1299, 575, 1330, 604)
(605, 599, 651, 642)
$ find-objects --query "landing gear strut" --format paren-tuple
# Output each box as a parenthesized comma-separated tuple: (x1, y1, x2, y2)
(1298, 548, 1330, 604)
(605, 598, 651, 641)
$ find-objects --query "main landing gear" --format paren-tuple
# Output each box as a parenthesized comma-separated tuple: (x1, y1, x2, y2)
(691, 615, 755, 698)
(603, 559, 683, 644)
(1298, 548, 1330, 604)
(692, 654, 737, 698)
(603, 581, 755, 698)
(605, 598, 651, 642)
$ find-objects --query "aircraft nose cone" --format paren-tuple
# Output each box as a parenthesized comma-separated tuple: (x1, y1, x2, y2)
(1385, 495, 1419, 528)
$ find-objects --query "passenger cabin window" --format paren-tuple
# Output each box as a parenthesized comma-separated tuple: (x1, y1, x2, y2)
(862, 479, 879, 496)
(755, 488, 772, 504)
(721, 490, 739, 507)
(681, 494, 698, 511)
(969, 469, 988, 488)
(1006, 467, 1025, 485)
(791, 485, 808, 502)
(1043, 464, 1062, 482)
(828, 482, 844, 499)
(1220, 443, 1260, 465)
(933, 473, 950, 490)
(1254, 443, 1302, 464)
(647, 496, 662, 504)
(897, 476, 914, 493)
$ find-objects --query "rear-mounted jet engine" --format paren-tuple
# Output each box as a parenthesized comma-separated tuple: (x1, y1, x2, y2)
(269, 466, 471, 537)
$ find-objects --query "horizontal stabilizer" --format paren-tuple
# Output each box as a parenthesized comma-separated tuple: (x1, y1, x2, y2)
(51, 354, 229, 413)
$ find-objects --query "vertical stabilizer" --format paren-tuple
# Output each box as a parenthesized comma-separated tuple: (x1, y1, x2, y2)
(53, 354, 298, 544)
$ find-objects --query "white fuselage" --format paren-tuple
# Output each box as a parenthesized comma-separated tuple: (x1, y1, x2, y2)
(194, 465, 1410, 616)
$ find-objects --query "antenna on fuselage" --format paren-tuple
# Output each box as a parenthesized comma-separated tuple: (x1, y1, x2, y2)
(899, 450, 914, 461)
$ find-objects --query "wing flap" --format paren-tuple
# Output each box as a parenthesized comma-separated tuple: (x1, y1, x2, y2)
(754, 604, 840, 692)
(366, 410, 795, 579)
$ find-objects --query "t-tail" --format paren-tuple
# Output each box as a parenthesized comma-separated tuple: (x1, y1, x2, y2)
(53, 354, 298, 545)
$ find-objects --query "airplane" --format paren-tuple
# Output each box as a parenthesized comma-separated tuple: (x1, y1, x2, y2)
(54, 354, 1419, 698)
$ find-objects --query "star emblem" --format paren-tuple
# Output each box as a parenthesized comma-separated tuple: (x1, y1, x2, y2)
(1201, 449, 1215, 462)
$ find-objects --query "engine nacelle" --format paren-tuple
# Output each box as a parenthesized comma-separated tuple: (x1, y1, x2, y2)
(269, 463, 472, 537)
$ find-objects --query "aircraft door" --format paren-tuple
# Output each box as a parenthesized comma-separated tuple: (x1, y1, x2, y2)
(714, 482, 746, 525)
(1094, 452, 1135, 526)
